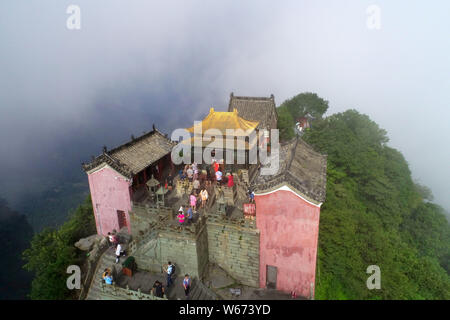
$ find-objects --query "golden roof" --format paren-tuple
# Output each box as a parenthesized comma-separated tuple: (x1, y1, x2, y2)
(180, 135, 257, 150)
(186, 108, 259, 136)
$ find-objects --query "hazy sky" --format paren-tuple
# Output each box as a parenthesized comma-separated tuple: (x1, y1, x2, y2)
(0, 1, 449, 211)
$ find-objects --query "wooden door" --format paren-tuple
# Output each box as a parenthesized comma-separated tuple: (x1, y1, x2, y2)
(266, 265, 277, 289)
(117, 210, 127, 230)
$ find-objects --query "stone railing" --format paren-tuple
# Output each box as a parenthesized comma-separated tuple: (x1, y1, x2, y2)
(248, 164, 259, 184)
(129, 203, 173, 240)
(78, 238, 109, 300)
(207, 211, 257, 229)
(100, 281, 167, 300)
(159, 213, 207, 238)
(131, 202, 172, 219)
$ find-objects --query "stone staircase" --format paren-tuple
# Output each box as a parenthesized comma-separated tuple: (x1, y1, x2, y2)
(240, 169, 249, 184)
(222, 185, 237, 206)
(187, 278, 219, 300)
(85, 247, 218, 300)
(85, 248, 120, 300)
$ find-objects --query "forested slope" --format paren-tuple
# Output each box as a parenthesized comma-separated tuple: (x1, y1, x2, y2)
(301, 110, 450, 299)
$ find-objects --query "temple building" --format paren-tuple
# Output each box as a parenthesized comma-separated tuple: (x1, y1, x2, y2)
(82, 128, 175, 236)
(253, 138, 327, 297)
(182, 107, 260, 165)
(228, 93, 278, 147)
(81, 93, 327, 300)
(228, 93, 278, 131)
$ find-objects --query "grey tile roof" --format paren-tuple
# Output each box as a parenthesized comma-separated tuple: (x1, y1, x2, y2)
(252, 137, 327, 204)
(228, 93, 278, 130)
(82, 129, 175, 178)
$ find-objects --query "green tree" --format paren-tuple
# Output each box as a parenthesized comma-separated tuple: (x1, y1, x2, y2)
(276, 106, 295, 141)
(414, 183, 434, 201)
(23, 196, 96, 300)
(280, 92, 329, 119)
(302, 109, 450, 299)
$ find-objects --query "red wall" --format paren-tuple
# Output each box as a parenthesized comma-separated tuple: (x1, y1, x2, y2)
(87, 165, 132, 236)
(255, 187, 321, 298)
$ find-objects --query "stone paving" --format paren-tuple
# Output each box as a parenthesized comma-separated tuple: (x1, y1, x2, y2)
(203, 263, 305, 300)
(87, 247, 217, 300)
(87, 169, 304, 300)
(116, 270, 190, 299)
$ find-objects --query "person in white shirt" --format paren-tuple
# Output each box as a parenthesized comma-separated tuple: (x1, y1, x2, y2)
(164, 261, 174, 287)
(186, 166, 194, 182)
(215, 170, 223, 185)
(193, 179, 200, 193)
(115, 243, 125, 263)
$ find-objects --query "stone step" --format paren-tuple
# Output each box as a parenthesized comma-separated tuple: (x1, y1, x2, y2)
(187, 279, 218, 300)
(87, 249, 215, 300)
(190, 284, 201, 300)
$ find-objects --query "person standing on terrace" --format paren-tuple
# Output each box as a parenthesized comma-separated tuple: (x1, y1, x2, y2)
(215, 169, 223, 185)
(186, 166, 194, 182)
(164, 262, 174, 288)
(166, 173, 173, 191)
(200, 188, 208, 209)
(248, 188, 255, 203)
(190, 192, 197, 212)
(227, 173, 234, 188)
(213, 160, 219, 173)
(107, 232, 118, 247)
(177, 210, 185, 229)
(183, 274, 191, 298)
(193, 178, 200, 194)
(115, 243, 126, 264)
(192, 162, 199, 180)
(186, 206, 193, 224)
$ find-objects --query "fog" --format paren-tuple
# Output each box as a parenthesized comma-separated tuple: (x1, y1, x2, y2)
(0, 0, 449, 214)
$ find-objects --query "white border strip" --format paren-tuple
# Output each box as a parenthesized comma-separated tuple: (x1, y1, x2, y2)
(255, 185, 322, 208)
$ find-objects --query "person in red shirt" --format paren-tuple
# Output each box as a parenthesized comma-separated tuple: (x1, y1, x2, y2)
(213, 161, 219, 173)
(227, 173, 234, 188)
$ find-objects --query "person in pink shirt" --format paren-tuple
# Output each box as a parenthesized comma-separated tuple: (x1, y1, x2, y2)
(190, 193, 197, 212)
(177, 211, 185, 229)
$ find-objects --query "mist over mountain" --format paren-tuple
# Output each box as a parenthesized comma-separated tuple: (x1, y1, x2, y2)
(0, 1, 449, 231)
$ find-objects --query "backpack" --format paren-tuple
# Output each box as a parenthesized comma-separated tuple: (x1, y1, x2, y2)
(169, 264, 175, 275)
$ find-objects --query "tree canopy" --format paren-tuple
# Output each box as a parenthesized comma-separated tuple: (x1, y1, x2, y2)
(22, 196, 96, 300)
(19, 103, 450, 300)
(302, 110, 450, 299)
(279, 92, 329, 120)
(276, 106, 296, 141)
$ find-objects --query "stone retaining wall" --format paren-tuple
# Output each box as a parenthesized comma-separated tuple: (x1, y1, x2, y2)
(129, 209, 260, 288)
(206, 214, 260, 287)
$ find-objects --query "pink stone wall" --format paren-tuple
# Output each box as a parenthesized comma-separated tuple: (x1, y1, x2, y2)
(255, 188, 321, 298)
(87, 165, 132, 236)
